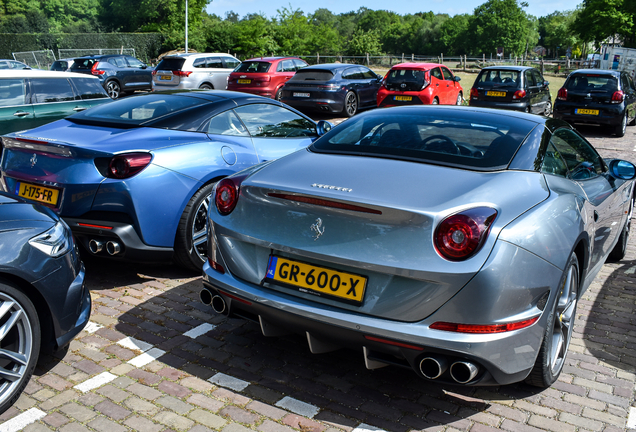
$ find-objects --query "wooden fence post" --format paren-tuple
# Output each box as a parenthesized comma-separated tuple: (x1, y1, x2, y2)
(441, 53, 443, 64)
(317, 53, 319, 64)
(402, 53, 404, 63)
(412, 53, 414, 61)
(366, 53, 369, 65)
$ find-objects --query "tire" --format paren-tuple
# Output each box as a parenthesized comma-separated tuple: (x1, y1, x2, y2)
(106, 80, 121, 99)
(174, 183, 216, 272)
(432, 97, 439, 105)
(456, 92, 463, 105)
(275, 88, 283, 101)
(343, 91, 358, 117)
(629, 111, 636, 126)
(199, 83, 213, 90)
(608, 199, 632, 262)
(544, 100, 552, 117)
(614, 113, 627, 137)
(526, 253, 579, 388)
(0, 281, 40, 415)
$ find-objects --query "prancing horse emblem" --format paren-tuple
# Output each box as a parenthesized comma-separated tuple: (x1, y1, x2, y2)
(30, 154, 37, 168)
(311, 218, 325, 241)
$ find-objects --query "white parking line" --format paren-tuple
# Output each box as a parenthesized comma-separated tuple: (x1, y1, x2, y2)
(352, 424, 387, 432)
(183, 323, 216, 339)
(74, 371, 117, 393)
(117, 336, 153, 352)
(275, 396, 319, 418)
(208, 372, 249, 391)
(128, 348, 166, 367)
(84, 322, 104, 334)
(0, 408, 46, 432)
(627, 407, 636, 429)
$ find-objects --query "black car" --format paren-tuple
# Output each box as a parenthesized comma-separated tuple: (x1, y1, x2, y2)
(280, 63, 383, 117)
(70, 54, 153, 99)
(469, 66, 552, 115)
(0, 192, 90, 414)
(553, 69, 636, 137)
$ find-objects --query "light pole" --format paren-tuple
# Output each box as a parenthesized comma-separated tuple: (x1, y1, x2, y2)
(185, 0, 188, 53)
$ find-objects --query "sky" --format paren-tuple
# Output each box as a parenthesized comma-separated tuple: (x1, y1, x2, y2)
(206, 0, 583, 20)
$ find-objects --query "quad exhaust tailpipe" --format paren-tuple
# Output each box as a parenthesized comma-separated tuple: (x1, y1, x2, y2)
(450, 361, 479, 384)
(88, 239, 104, 254)
(419, 356, 448, 380)
(106, 241, 121, 255)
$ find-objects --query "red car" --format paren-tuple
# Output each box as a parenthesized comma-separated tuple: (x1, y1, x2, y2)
(227, 57, 308, 100)
(377, 63, 463, 107)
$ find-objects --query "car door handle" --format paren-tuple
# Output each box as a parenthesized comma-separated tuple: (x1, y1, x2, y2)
(13, 111, 30, 117)
(594, 211, 599, 222)
(73, 107, 87, 112)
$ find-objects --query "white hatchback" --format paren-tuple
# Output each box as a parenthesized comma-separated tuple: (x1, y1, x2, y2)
(152, 53, 241, 91)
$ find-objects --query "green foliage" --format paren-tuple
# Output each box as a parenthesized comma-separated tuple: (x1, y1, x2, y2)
(470, 0, 532, 55)
(573, 0, 635, 47)
(348, 28, 381, 55)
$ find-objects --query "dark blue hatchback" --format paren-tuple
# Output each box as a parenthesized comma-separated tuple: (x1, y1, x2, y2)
(70, 54, 153, 99)
(280, 63, 383, 117)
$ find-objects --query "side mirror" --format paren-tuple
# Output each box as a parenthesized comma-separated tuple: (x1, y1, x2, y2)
(141, 65, 148, 69)
(544, 80, 550, 87)
(454, 76, 461, 82)
(609, 160, 636, 180)
(316, 120, 333, 136)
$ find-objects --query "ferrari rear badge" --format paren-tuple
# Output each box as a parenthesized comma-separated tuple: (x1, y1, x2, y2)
(311, 218, 325, 241)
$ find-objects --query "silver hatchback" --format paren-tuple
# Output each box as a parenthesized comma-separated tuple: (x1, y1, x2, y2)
(152, 53, 241, 91)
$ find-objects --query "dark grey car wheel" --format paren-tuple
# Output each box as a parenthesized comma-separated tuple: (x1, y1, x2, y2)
(199, 83, 213, 90)
(526, 253, 578, 387)
(275, 88, 283, 101)
(106, 80, 121, 99)
(614, 113, 627, 137)
(0, 282, 40, 414)
(456, 92, 463, 105)
(608, 199, 632, 261)
(343, 91, 358, 117)
(174, 183, 216, 271)
(544, 100, 552, 116)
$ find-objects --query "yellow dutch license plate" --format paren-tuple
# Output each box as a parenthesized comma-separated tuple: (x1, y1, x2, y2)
(160, 75, 171, 81)
(576, 109, 599, 115)
(238, 79, 251, 84)
(265, 256, 367, 304)
(395, 96, 412, 101)
(486, 91, 506, 97)
(16, 181, 60, 206)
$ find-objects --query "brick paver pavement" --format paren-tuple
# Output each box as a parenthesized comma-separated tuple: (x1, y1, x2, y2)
(2, 121, 636, 432)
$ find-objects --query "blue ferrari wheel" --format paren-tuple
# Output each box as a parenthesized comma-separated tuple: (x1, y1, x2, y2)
(174, 183, 216, 271)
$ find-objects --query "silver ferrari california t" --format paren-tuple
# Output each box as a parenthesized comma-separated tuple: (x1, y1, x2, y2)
(201, 106, 636, 387)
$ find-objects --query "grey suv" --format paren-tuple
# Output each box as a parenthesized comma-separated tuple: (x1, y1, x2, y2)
(70, 54, 153, 98)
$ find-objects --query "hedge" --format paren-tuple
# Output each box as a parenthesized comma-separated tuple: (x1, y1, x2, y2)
(0, 33, 164, 63)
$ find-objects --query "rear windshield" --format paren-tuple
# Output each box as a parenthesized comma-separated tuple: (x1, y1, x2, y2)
(71, 58, 97, 71)
(477, 70, 521, 87)
(156, 58, 186, 71)
(289, 69, 334, 82)
(311, 109, 536, 170)
(565, 74, 618, 92)
(69, 94, 207, 126)
(385, 69, 425, 91)
(235, 61, 271, 73)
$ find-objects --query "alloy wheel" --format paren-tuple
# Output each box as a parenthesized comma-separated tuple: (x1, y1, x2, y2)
(191, 193, 210, 263)
(547, 264, 578, 376)
(106, 81, 120, 99)
(0, 292, 33, 408)
(345, 92, 358, 116)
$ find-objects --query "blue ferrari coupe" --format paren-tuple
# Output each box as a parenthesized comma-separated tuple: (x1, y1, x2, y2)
(0, 91, 331, 270)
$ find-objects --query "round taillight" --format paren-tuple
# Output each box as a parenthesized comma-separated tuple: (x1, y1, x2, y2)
(434, 207, 497, 261)
(512, 89, 527, 100)
(215, 178, 240, 215)
(108, 153, 152, 179)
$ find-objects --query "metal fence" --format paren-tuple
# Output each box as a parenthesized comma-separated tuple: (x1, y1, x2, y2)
(12, 50, 56, 70)
(57, 48, 136, 59)
(286, 54, 593, 76)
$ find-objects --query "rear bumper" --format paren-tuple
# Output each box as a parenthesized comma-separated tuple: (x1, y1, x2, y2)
(202, 240, 563, 386)
(227, 86, 274, 98)
(469, 100, 528, 111)
(553, 102, 625, 126)
(65, 217, 173, 263)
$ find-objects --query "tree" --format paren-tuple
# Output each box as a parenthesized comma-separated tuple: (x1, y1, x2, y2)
(572, 0, 634, 47)
(539, 11, 580, 57)
(233, 14, 278, 57)
(347, 28, 381, 55)
(438, 14, 472, 55)
(470, 0, 534, 56)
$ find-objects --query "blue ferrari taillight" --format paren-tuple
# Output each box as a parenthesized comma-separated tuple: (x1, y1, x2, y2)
(107, 153, 152, 179)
